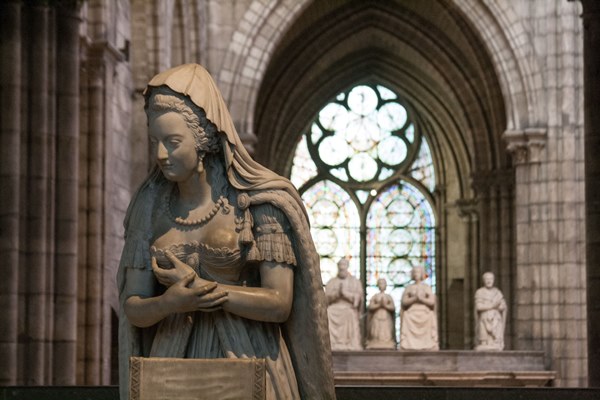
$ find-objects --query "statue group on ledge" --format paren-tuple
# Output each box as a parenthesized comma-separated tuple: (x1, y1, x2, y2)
(325, 261, 507, 353)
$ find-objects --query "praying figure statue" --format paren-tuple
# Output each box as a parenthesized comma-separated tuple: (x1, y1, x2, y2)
(474, 272, 507, 351)
(325, 258, 364, 350)
(366, 278, 396, 349)
(400, 266, 439, 350)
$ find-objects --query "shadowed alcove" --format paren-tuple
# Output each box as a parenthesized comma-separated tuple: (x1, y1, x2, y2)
(254, 0, 510, 350)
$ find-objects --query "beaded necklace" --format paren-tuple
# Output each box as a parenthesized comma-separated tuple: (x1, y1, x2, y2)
(165, 188, 229, 227)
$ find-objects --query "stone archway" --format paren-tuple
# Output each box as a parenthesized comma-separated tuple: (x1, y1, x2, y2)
(251, 0, 511, 352)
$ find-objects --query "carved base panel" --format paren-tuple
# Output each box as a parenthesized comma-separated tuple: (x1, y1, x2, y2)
(129, 357, 266, 400)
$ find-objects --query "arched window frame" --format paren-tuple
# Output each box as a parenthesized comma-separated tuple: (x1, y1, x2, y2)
(290, 82, 438, 339)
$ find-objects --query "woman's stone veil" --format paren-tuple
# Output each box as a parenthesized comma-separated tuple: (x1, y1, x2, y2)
(118, 64, 335, 399)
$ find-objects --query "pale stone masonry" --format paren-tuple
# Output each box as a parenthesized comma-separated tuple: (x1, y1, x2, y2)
(0, 0, 589, 388)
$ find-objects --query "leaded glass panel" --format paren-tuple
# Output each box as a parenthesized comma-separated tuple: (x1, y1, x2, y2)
(301, 179, 361, 283)
(290, 83, 437, 344)
(290, 135, 317, 189)
(409, 137, 436, 193)
(366, 181, 436, 341)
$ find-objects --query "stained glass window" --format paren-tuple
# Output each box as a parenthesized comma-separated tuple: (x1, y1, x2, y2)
(290, 83, 436, 342)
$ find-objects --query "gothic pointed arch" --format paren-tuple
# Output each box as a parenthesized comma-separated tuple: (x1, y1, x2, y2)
(253, 0, 516, 349)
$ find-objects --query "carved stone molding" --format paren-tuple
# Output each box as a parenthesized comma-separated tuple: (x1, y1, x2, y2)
(502, 128, 547, 165)
(80, 38, 126, 76)
(455, 198, 479, 222)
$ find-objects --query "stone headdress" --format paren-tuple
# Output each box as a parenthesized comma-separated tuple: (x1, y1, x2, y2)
(117, 64, 335, 399)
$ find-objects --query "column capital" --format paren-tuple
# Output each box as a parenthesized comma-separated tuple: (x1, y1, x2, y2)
(502, 128, 547, 165)
(455, 198, 479, 222)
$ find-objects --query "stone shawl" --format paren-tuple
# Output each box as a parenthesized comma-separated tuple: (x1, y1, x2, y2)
(117, 64, 335, 399)
(474, 287, 506, 344)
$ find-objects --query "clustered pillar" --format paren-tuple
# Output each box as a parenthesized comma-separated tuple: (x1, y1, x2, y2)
(0, 2, 80, 385)
(582, 0, 600, 387)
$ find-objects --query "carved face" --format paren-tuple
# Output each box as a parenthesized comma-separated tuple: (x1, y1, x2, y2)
(377, 279, 387, 292)
(411, 267, 424, 282)
(337, 259, 349, 278)
(149, 112, 200, 182)
(483, 273, 494, 288)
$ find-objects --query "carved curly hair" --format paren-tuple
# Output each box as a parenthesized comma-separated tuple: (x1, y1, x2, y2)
(145, 87, 229, 199)
(145, 87, 221, 155)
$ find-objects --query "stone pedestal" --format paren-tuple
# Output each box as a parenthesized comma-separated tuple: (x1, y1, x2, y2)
(129, 357, 266, 400)
(333, 350, 555, 387)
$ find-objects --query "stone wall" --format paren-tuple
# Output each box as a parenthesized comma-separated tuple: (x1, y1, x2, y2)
(0, 0, 588, 388)
(500, 0, 586, 387)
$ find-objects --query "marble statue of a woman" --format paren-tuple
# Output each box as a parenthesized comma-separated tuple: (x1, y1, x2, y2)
(366, 278, 396, 349)
(399, 266, 439, 350)
(117, 64, 335, 399)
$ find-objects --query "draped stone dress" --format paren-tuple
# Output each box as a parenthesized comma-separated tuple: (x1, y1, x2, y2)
(400, 282, 439, 350)
(366, 292, 396, 349)
(146, 202, 301, 399)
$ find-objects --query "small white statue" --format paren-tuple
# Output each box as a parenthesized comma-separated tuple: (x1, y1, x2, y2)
(474, 272, 507, 351)
(400, 266, 439, 350)
(366, 278, 396, 349)
(325, 258, 364, 350)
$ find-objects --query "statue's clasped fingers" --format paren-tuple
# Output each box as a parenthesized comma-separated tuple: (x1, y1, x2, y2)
(196, 291, 228, 310)
(152, 256, 181, 287)
(193, 282, 218, 295)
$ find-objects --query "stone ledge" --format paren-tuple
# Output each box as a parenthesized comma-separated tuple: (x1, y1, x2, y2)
(2, 386, 599, 400)
(333, 350, 549, 372)
(333, 350, 555, 387)
(335, 371, 556, 387)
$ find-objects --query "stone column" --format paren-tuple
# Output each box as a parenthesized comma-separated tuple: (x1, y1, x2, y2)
(0, 1, 22, 385)
(456, 198, 479, 349)
(53, 5, 80, 385)
(502, 128, 547, 353)
(581, 0, 600, 387)
(25, 4, 51, 385)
